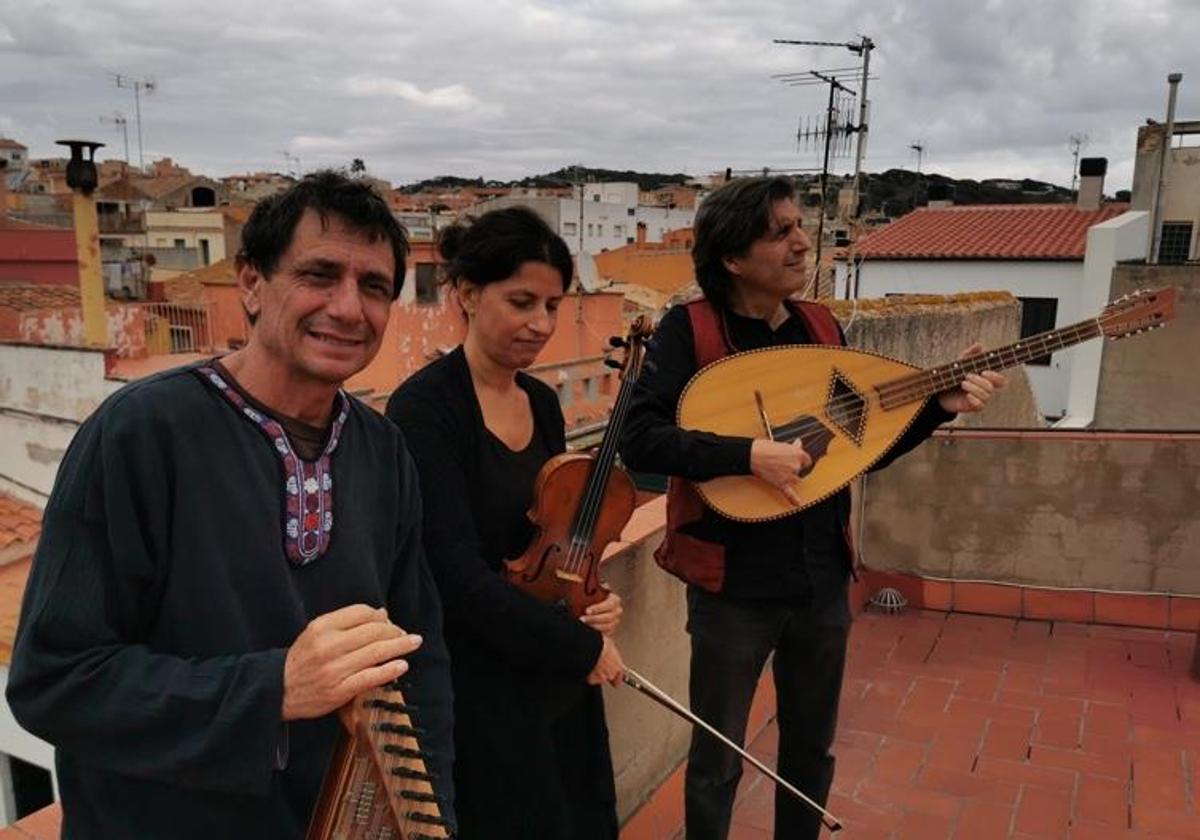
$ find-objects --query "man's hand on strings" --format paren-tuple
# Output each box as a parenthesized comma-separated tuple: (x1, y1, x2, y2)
(581, 590, 623, 636)
(750, 438, 810, 507)
(282, 604, 422, 721)
(937, 343, 1008, 414)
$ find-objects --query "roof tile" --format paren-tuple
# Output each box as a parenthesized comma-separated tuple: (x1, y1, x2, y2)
(853, 203, 1130, 261)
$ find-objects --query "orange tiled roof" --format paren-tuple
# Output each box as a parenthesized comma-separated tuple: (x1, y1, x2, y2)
(160, 258, 236, 303)
(0, 284, 80, 311)
(0, 493, 41, 558)
(853, 203, 1130, 261)
(0, 138, 27, 150)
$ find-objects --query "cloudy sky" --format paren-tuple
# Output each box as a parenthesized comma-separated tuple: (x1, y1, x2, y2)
(2, 0, 1197, 191)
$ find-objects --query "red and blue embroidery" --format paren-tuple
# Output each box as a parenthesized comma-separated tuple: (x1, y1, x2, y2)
(198, 366, 349, 566)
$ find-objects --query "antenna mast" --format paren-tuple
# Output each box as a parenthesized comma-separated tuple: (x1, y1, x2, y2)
(111, 74, 156, 173)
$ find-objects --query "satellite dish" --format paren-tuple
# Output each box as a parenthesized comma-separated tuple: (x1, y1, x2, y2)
(577, 251, 601, 292)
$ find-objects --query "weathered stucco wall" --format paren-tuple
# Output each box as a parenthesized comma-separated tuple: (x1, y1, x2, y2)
(860, 432, 1200, 594)
(1093, 264, 1200, 430)
(0, 343, 120, 501)
(596, 505, 692, 821)
(829, 294, 1043, 429)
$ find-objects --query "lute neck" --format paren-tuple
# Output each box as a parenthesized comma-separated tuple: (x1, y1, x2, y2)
(877, 317, 1103, 410)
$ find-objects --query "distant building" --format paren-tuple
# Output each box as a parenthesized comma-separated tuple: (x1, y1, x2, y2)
(1131, 118, 1200, 263)
(0, 139, 28, 172)
(835, 160, 1131, 418)
(474, 182, 696, 257)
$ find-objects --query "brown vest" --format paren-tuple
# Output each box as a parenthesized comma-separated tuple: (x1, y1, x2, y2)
(653, 298, 853, 593)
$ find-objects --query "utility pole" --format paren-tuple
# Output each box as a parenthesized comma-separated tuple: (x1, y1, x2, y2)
(1149, 73, 1183, 264)
(111, 74, 155, 173)
(100, 112, 130, 165)
(774, 36, 874, 217)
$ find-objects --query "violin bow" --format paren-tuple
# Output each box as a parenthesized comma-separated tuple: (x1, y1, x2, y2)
(622, 667, 843, 832)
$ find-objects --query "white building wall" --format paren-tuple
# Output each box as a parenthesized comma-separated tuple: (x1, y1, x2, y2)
(0, 344, 119, 502)
(145, 210, 227, 264)
(1060, 210, 1151, 427)
(834, 259, 1084, 418)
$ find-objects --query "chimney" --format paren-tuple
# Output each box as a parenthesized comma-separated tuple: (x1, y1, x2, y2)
(926, 181, 954, 208)
(0, 159, 8, 224)
(1077, 157, 1106, 211)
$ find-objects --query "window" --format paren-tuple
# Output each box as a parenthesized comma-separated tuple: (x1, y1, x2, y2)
(1016, 297, 1058, 366)
(1159, 222, 1194, 264)
(198, 238, 210, 265)
(613, 224, 624, 237)
(415, 262, 438, 304)
(587, 223, 594, 236)
(597, 224, 604, 236)
(627, 207, 635, 216)
(563, 222, 577, 236)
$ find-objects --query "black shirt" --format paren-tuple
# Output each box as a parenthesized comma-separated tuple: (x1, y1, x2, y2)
(619, 302, 954, 607)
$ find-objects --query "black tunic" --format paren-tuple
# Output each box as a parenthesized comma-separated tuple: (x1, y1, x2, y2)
(6, 363, 454, 839)
(387, 347, 618, 840)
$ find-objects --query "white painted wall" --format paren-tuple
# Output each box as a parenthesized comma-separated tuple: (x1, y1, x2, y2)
(1059, 210, 1151, 427)
(834, 259, 1083, 417)
(0, 344, 119, 501)
(0, 666, 57, 826)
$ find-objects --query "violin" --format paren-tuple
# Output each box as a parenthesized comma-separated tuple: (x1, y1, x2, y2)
(504, 317, 652, 617)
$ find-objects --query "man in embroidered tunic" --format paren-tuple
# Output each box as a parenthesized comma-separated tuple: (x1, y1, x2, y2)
(7, 172, 454, 838)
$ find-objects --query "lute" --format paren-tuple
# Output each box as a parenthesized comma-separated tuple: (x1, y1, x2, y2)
(678, 287, 1176, 522)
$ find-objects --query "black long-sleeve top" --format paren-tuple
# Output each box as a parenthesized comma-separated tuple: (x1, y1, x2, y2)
(6, 364, 454, 839)
(619, 303, 954, 607)
(386, 347, 616, 838)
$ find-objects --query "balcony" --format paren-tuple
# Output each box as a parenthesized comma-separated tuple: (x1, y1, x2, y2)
(127, 301, 215, 354)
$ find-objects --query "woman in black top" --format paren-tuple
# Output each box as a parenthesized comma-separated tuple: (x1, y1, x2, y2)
(386, 207, 625, 840)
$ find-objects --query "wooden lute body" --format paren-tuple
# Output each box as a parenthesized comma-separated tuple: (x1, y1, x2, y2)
(678, 287, 1175, 522)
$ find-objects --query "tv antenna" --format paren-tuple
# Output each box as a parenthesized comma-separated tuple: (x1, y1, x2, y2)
(280, 150, 302, 178)
(100, 112, 130, 165)
(910, 141, 925, 174)
(111, 74, 156, 172)
(774, 36, 875, 218)
(1068, 133, 1090, 194)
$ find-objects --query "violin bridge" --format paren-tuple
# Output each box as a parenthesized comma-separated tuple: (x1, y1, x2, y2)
(555, 569, 584, 583)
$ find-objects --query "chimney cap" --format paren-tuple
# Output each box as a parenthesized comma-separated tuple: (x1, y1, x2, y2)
(1079, 157, 1107, 177)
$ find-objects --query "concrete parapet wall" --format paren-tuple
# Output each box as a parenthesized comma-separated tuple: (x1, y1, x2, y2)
(860, 430, 1200, 594)
(828, 293, 1043, 429)
(598, 498, 692, 821)
(1094, 263, 1200, 430)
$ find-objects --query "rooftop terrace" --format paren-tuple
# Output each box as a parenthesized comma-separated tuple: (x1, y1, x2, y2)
(622, 608, 1200, 840)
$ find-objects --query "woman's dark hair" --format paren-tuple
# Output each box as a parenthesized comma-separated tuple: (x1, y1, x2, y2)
(237, 169, 409, 299)
(692, 176, 797, 310)
(438, 206, 573, 292)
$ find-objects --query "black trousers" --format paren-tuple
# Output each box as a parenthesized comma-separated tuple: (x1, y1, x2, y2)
(684, 586, 850, 840)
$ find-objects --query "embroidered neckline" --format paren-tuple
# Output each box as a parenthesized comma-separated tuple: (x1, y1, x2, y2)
(196, 365, 350, 566)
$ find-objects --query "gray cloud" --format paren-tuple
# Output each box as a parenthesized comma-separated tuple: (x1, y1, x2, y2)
(1, 0, 1196, 190)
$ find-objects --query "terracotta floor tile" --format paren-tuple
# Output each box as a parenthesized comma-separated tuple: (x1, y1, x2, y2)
(952, 800, 1015, 840)
(1014, 784, 1074, 836)
(634, 608, 1196, 840)
(980, 720, 1033, 761)
(1075, 774, 1130, 828)
(894, 808, 953, 839)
